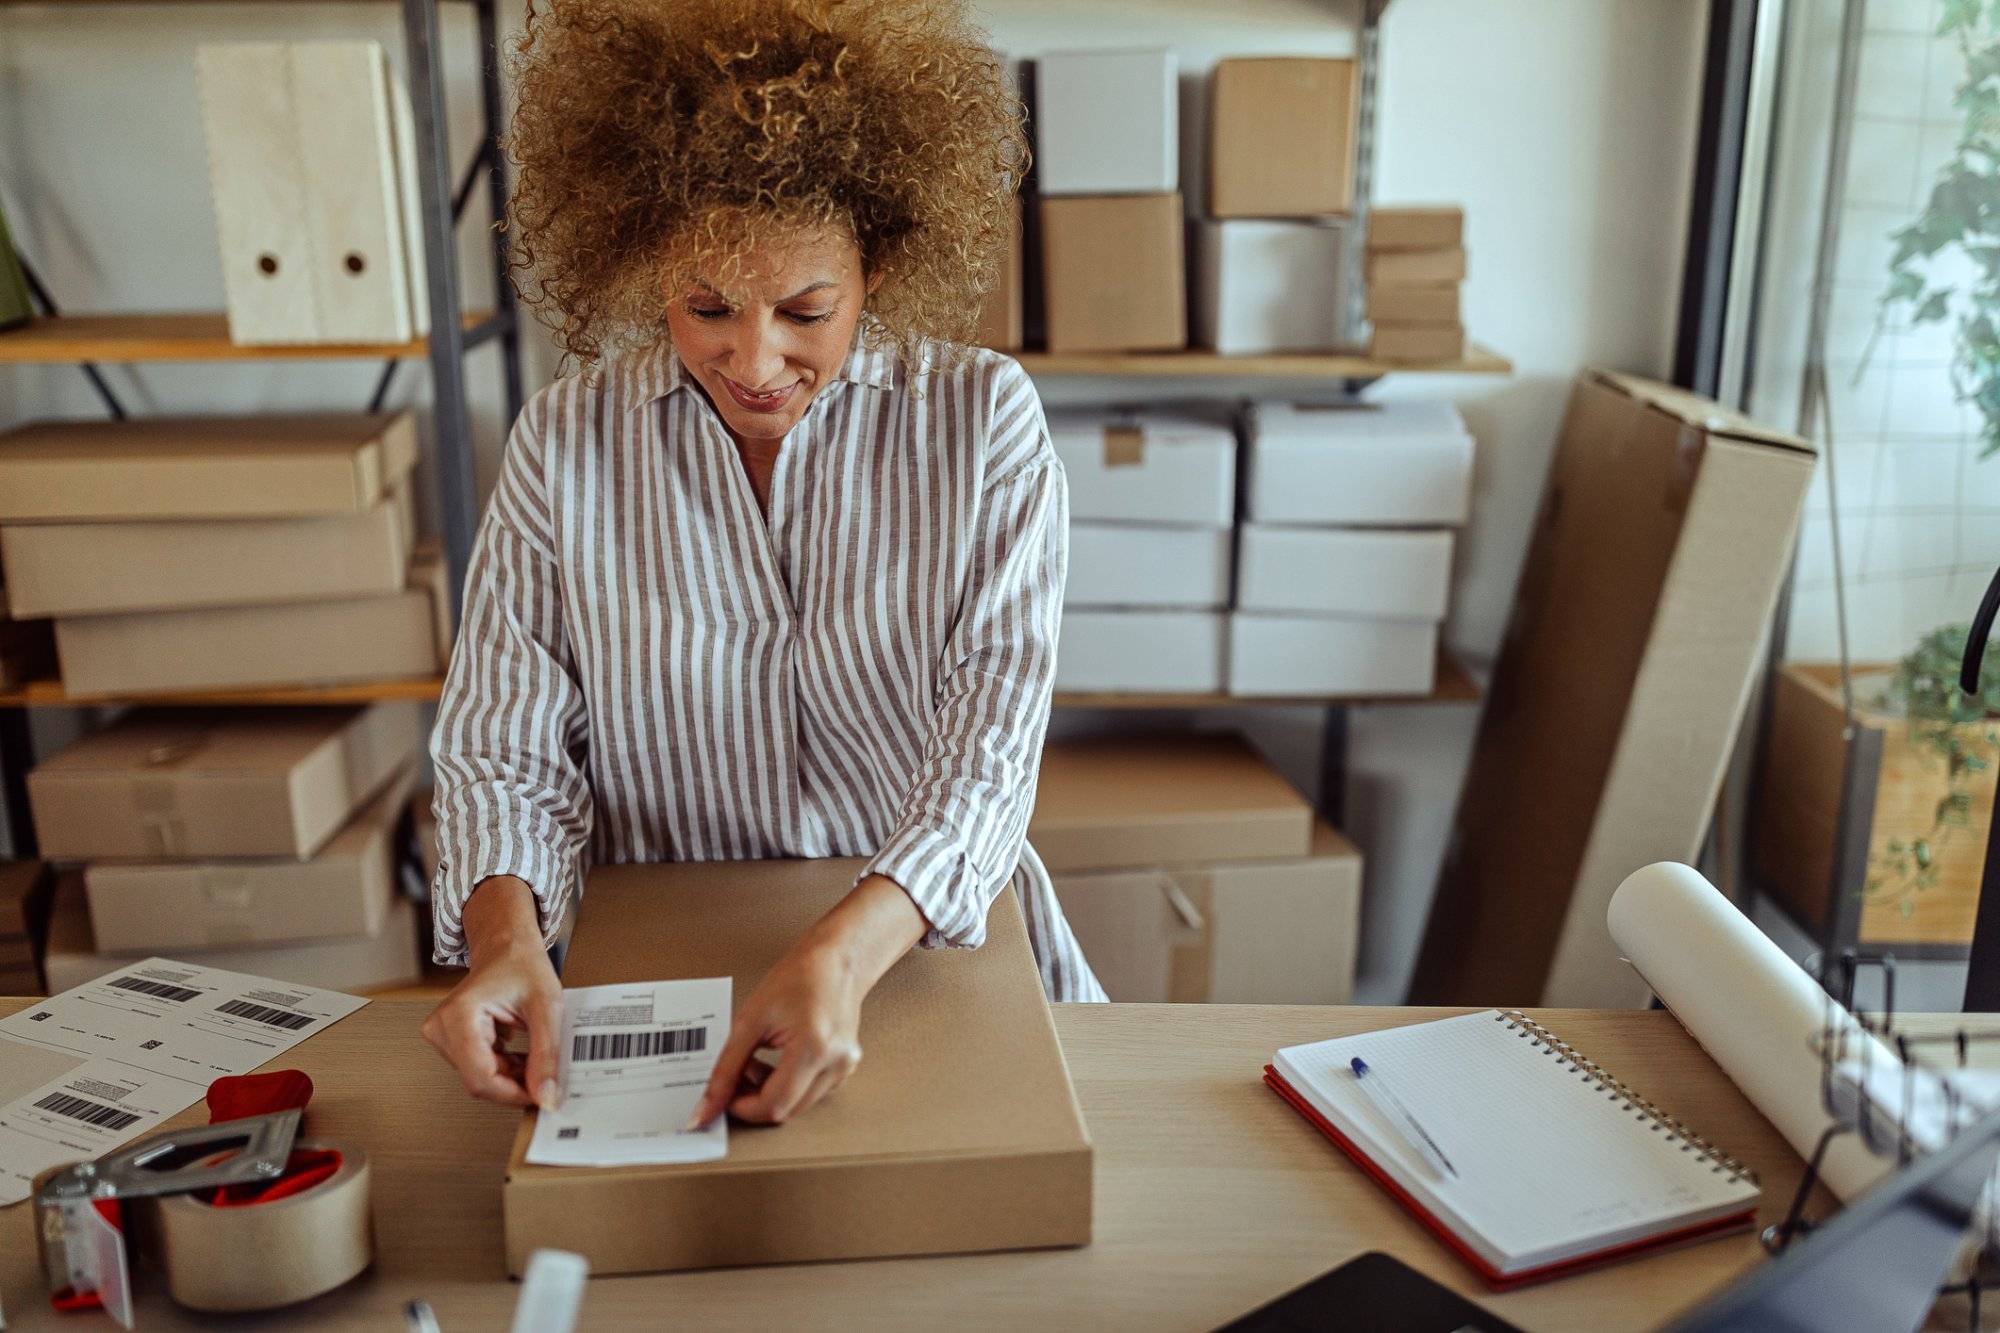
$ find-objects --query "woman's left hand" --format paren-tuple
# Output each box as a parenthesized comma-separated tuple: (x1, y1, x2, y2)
(688, 874, 928, 1127)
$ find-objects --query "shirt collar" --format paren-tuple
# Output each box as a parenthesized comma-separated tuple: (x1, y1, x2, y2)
(622, 314, 900, 415)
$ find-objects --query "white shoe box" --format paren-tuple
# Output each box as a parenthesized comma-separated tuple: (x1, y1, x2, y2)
(1193, 219, 1349, 354)
(1228, 613, 1436, 697)
(1067, 524, 1234, 609)
(1245, 401, 1473, 525)
(1237, 525, 1452, 620)
(1047, 412, 1236, 527)
(1057, 610, 1226, 694)
(1034, 49, 1178, 196)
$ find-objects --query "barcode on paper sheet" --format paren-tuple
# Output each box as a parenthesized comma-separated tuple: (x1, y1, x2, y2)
(109, 976, 202, 1004)
(572, 1028, 707, 1061)
(35, 1092, 140, 1131)
(215, 998, 313, 1030)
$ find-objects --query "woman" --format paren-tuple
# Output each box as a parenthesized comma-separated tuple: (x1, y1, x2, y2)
(421, 0, 1105, 1132)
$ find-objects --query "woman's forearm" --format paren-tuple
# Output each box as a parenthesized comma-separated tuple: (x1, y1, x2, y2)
(462, 875, 547, 967)
(801, 874, 929, 990)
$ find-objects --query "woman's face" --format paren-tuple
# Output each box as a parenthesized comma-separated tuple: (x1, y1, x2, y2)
(664, 227, 877, 445)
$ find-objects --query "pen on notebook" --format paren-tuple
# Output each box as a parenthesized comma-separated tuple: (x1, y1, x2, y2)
(1350, 1057, 1459, 1180)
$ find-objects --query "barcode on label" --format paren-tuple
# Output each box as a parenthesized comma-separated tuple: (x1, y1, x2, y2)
(571, 1027, 707, 1061)
(35, 1092, 140, 1132)
(109, 976, 201, 1004)
(215, 998, 313, 1031)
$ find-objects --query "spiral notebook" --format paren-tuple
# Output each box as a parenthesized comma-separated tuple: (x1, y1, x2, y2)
(1265, 1009, 1761, 1289)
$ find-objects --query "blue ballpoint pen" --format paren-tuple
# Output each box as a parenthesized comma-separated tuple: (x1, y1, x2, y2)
(1350, 1057, 1459, 1179)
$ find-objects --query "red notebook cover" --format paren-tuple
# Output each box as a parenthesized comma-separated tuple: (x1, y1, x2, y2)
(1263, 1066, 1757, 1291)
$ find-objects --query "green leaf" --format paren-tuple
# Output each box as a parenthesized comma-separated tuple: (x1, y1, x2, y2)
(1918, 290, 1953, 324)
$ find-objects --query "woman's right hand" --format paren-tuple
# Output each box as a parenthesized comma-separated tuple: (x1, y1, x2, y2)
(420, 875, 565, 1109)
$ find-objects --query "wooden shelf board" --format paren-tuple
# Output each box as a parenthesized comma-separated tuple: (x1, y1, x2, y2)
(1013, 341, 1510, 379)
(1053, 653, 1481, 709)
(0, 312, 494, 364)
(0, 675, 446, 708)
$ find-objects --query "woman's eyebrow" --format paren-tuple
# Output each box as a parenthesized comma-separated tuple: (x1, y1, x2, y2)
(779, 280, 840, 302)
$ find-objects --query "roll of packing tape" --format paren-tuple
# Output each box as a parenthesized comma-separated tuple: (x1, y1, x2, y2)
(145, 1141, 373, 1313)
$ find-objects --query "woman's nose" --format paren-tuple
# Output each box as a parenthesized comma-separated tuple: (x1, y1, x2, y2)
(727, 319, 787, 388)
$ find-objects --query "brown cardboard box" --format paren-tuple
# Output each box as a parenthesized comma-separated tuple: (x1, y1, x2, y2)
(0, 861, 52, 994)
(1030, 734, 1313, 871)
(1370, 324, 1467, 363)
(1208, 58, 1357, 217)
(42, 874, 421, 994)
(3, 484, 414, 617)
(28, 701, 422, 860)
(974, 199, 1025, 351)
(1367, 206, 1463, 251)
(1365, 282, 1460, 327)
(1364, 247, 1467, 285)
(83, 766, 416, 953)
(0, 412, 417, 521)
(1411, 372, 1816, 1007)
(1040, 193, 1186, 352)
(54, 546, 450, 695)
(1052, 822, 1359, 1003)
(503, 859, 1092, 1275)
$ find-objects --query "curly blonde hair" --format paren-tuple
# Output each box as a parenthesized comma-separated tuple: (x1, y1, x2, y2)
(504, 0, 1026, 370)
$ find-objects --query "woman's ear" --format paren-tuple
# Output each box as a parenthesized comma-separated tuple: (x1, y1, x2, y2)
(864, 269, 885, 297)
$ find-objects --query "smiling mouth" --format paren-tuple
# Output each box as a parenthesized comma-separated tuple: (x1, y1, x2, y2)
(721, 377, 799, 413)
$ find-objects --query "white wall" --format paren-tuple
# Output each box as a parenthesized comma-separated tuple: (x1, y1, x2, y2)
(0, 0, 1708, 1001)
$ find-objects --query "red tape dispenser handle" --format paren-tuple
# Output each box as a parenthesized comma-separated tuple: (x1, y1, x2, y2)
(206, 1070, 314, 1124)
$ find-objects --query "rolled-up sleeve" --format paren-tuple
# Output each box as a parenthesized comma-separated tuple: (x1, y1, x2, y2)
(860, 372, 1065, 949)
(429, 393, 593, 964)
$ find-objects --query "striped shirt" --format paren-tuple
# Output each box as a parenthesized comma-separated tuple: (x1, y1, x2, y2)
(429, 327, 1107, 1003)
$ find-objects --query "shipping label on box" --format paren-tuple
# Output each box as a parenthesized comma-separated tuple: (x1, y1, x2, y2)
(1040, 194, 1186, 353)
(1238, 525, 1453, 620)
(1034, 49, 1178, 195)
(1047, 412, 1235, 526)
(1208, 58, 1357, 218)
(1066, 524, 1233, 610)
(1193, 219, 1349, 354)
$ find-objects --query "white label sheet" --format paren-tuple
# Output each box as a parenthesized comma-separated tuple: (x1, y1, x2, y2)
(526, 977, 731, 1168)
(0, 957, 367, 1205)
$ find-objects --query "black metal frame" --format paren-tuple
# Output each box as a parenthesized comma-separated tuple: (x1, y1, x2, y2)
(1673, 0, 1762, 398)
(0, 0, 524, 858)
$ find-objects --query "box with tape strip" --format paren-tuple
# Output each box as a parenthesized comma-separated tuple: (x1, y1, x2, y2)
(502, 858, 1093, 1275)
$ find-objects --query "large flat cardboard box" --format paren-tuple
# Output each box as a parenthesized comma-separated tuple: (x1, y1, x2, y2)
(1033, 49, 1177, 195)
(83, 766, 416, 953)
(1238, 525, 1453, 620)
(1412, 371, 1816, 1007)
(0, 412, 417, 521)
(42, 874, 421, 994)
(1193, 219, 1349, 354)
(55, 547, 450, 695)
(503, 860, 1092, 1275)
(1054, 609, 1225, 694)
(1046, 411, 1235, 527)
(1246, 401, 1473, 525)
(28, 701, 422, 860)
(1367, 205, 1464, 251)
(1040, 194, 1186, 353)
(1208, 57, 1357, 217)
(1031, 733, 1313, 871)
(973, 199, 1024, 351)
(3, 484, 414, 617)
(1066, 524, 1232, 609)
(1229, 613, 1437, 697)
(1052, 822, 1359, 1003)
(1366, 281, 1460, 326)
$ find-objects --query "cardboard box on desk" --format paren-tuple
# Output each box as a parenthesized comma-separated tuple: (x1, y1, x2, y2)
(1410, 371, 1816, 1008)
(1051, 823, 1359, 1004)
(28, 701, 422, 859)
(1040, 194, 1186, 353)
(1193, 219, 1350, 354)
(83, 765, 417, 953)
(1246, 401, 1473, 525)
(1066, 524, 1232, 609)
(1033, 48, 1177, 195)
(1055, 609, 1226, 694)
(0, 411, 416, 521)
(3, 483, 414, 617)
(54, 546, 451, 696)
(1208, 58, 1356, 217)
(1031, 733, 1314, 871)
(1046, 411, 1235, 527)
(503, 860, 1092, 1276)
(41, 873, 422, 994)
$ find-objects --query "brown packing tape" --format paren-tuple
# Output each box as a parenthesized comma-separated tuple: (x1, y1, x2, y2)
(145, 1141, 373, 1313)
(1102, 425, 1145, 467)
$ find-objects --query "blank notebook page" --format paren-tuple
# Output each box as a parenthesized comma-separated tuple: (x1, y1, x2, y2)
(1274, 1009, 1759, 1274)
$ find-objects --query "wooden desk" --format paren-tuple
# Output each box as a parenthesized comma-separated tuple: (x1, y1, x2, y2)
(0, 1001, 1804, 1331)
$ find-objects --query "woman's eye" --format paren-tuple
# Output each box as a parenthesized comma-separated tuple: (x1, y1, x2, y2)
(688, 305, 730, 320)
(785, 310, 833, 326)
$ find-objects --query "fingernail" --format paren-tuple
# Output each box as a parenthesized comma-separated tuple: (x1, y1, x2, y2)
(538, 1079, 562, 1111)
(682, 1109, 707, 1133)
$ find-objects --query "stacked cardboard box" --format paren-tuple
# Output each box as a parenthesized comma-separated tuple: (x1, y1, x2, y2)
(1035, 49, 1186, 352)
(1365, 206, 1468, 363)
(1195, 57, 1359, 353)
(1235, 401, 1474, 695)
(1031, 733, 1360, 1003)
(1047, 411, 1235, 693)
(26, 703, 427, 992)
(0, 412, 448, 694)
(0, 861, 54, 994)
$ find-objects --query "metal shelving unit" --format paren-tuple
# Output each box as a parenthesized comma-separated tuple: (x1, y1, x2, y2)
(0, 0, 525, 856)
